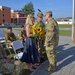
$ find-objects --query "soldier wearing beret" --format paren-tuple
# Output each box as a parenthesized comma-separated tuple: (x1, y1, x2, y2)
(35, 11, 45, 61)
(6, 27, 16, 46)
(44, 11, 59, 71)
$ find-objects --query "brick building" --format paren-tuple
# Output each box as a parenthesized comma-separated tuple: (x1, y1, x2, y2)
(11, 10, 26, 24)
(0, 6, 11, 25)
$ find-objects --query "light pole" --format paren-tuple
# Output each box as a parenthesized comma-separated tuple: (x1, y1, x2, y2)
(72, 0, 75, 40)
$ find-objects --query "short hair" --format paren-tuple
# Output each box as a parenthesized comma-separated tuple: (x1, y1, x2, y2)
(44, 11, 52, 17)
(21, 25, 24, 28)
(7, 27, 12, 29)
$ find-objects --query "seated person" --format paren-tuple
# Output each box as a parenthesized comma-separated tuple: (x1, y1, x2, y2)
(6, 27, 16, 46)
(19, 25, 26, 43)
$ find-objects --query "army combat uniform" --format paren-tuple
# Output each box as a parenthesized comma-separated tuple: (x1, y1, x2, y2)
(20, 30, 26, 43)
(52, 19, 59, 49)
(45, 12, 58, 71)
(6, 32, 16, 46)
(36, 21, 45, 58)
(36, 11, 45, 59)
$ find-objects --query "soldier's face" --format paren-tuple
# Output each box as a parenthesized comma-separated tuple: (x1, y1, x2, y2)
(8, 29, 12, 33)
(22, 27, 25, 30)
(38, 17, 43, 21)
(44, 15, 49, 20)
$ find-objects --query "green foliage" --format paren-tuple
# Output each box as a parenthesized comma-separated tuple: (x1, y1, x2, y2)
(22, 2, 35, 16)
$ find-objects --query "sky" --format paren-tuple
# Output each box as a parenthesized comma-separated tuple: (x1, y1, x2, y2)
(0, 0, 72, 18)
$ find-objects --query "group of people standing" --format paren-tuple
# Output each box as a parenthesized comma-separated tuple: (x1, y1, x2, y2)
(6, 10, 59, 72)
(20, 10, 59, 72)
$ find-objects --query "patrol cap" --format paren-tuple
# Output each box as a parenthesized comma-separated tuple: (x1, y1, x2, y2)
(7, 27, 12, 29)
(44, 11, 52, 16)
(37, 12, 43, 18)
(21, 25, 24, 28)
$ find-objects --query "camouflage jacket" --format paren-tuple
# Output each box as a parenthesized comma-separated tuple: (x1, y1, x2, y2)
(20, 30, 26, 39)
(35, 21, 45, 30)
(6, 32, 16, 42)
(45, 18, 59, 44)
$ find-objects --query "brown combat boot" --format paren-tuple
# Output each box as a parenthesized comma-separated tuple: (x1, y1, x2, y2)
(45, 66, 57, 72)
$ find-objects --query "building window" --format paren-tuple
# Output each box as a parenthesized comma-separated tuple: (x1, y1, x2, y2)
(3, 19, 5, 23)
(2, 8, 4, 10)
(3, 14, 4, 16)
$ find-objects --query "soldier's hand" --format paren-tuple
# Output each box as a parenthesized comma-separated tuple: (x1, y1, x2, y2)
(44, 43, 48, 46)
(20, 37, 23, 40)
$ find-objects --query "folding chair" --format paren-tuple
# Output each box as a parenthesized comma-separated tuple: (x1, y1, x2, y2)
(0, 29, 12, 55)
(11, 40, 24, 60)
(0, 29, 6, 44)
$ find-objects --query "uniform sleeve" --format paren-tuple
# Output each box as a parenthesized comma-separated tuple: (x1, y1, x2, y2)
(20, 31, 23, 37)
(6, 33, 10, 40)
(45, 22, 54, 44)
(13, 33, 16, 40)
(10, 33, 16, 41)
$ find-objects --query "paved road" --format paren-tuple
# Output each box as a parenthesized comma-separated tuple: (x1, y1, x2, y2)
(31, 36, 75, 75)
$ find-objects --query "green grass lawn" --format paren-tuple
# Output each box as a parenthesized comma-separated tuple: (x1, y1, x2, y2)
(58, 24, 72, 36)
(59, 30, 71, 36)
(14, 28, 21, 31)
(58, 24, 72, 28)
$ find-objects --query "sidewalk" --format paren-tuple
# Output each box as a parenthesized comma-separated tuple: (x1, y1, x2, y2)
(31, 36, 75, 75)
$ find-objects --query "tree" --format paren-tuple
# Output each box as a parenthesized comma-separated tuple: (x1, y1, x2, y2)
(22, 2, 35, 16)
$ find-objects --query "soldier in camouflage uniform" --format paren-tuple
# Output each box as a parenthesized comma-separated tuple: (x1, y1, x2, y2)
(35, 11, 45, 60)
(19, 25, 26, 43)
(44, 11, 59, 71)
(6, 27, 16, 46)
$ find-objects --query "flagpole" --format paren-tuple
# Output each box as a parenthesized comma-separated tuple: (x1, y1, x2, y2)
(72, 0, 74, 40)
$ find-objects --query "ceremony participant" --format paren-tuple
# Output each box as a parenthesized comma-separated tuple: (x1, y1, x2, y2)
(20, 14, 40, 71)
(44, 11, 59, 71)
(19, 25, 26, 43)
(6, 27, 16, 46)
(35, 10, 45, 61)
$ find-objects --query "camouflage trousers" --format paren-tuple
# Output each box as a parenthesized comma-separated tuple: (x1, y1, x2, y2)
(46, 43, 57, 67)
(55, 34, 59, 49)
(38, 38, 45, 58)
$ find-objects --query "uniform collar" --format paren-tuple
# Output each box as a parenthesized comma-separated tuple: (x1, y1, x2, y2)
(48, 18, 53, 22)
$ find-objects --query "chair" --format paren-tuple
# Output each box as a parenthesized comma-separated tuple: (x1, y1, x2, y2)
(11, 40, 24, 60)
(0, 29, 6, 44)
(0, 29, 12, 55)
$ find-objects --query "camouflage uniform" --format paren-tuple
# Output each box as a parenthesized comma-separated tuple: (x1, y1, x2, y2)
(6, 32, 16, 46)
(20, 30, 26, 43)
(44, 11, 59, 71)
(36, 21, 45, 58)
(53, 19, 59, 48)
(36, 11, 45, 58)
